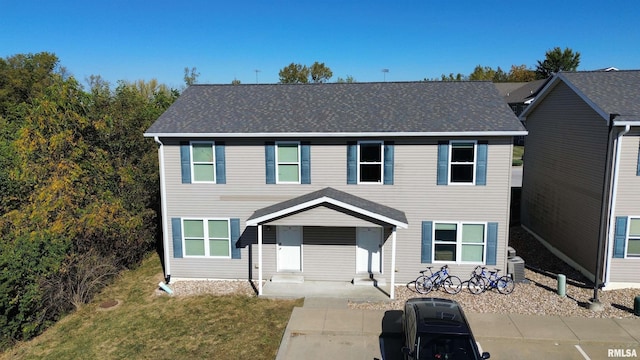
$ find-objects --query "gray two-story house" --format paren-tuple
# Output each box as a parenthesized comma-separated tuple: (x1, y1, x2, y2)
(144, 82, 527, 298)
(520, 70, 640, 289)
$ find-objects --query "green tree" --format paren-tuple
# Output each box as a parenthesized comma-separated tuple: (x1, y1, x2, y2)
(469, 65, 496, 81)
(278, 63, 310, 83)
(336, 75, 356, 83)
(309, 62, 332, 83)
(183, 66, 199, 86)
(507, 65, 536, 82)
(535, 47, 581, 79)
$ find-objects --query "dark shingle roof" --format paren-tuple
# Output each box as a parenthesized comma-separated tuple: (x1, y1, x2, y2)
(246, 187, 408, 227)
(496, 79, 547, 104)
(560, 71, 640, 123)
(145, 82, 525, 136)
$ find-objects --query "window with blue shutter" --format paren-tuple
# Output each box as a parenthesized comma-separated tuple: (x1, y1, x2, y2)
(265, 142, 276, 184)
(180, 142, 191, 184)
(421, 221, 433, 263)
(347, 142, 357, 184)
(171, 218, 183, 258)
(384, 141, 394, 185)
(231, 218, 241, 259)
(614, 216, 628, 258)
(636, 141, 640, 176)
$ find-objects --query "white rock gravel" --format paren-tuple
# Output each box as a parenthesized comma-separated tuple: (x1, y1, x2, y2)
(158, 227, 640, 319)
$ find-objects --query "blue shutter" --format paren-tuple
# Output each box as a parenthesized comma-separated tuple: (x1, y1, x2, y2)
(421, 221, 433, 263)
(347, 142, 357, 184)
(171, 218, 183, 258)
(614, 216, 628, 258)
(180, 142, 191, 184)
(231, 218, 241, 259)
(301, 142, 311, 184)
(265, 142, 275, 184)
(486, 222, 498, 265)
(437, 141, 449, 185)
(476, 142, 488, 186)
(215, 142, 226, 184)
(383, 141, 394, 185)
(636, 142, 640, 176)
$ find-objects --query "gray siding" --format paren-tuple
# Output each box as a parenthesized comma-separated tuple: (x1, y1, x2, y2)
(521, 81, 610, 275)
(609, 133, 640, 283)
(163, 136, 513, 284)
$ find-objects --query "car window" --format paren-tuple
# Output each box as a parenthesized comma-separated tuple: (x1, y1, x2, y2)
(417, 334, 478, 360)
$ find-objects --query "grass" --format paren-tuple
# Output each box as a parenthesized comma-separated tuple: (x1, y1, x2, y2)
(1, 254, 302, 360)
(512, 145, 524, 166)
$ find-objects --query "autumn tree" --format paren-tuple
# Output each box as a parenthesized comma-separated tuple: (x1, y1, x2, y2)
(508, 65, 536, 82)
(535, 47, 581, 79)
(279, 62, 333, 83)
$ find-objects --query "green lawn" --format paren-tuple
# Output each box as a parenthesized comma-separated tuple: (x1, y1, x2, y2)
(513, 145, 524, 166)
(1, 254, 302, 360)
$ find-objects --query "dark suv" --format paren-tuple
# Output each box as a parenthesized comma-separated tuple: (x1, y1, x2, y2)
(402, 298, 490, 359)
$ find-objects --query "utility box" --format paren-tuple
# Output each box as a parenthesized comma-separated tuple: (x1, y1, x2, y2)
(508, 256, 526, 283)
(507, 246, 516, 259)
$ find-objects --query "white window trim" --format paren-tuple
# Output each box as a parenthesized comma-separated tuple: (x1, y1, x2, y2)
(276, 141, 301, 184)
(182, 217, 231, 258)
(448, 140, 477, 185)
(432, 221, 487, 264)
(626, 216, 640, 258)
(357, 140, 384, 184)
(190, 141, 216, 184)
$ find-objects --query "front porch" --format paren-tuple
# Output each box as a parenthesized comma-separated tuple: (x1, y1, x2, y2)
(260, 279, 392, 302)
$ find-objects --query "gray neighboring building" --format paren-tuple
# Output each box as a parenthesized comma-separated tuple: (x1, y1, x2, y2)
(144, 81, 526, 298)
(520, 70, 640, 289)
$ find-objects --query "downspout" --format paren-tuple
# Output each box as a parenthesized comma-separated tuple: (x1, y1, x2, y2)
(154, 136, 171, 284)
(604, 124, 631, 287)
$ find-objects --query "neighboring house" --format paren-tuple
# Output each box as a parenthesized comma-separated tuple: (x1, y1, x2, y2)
(144, 82, 526, 298)
(519, 70, 640, 289)
(495, 79, 548, 146)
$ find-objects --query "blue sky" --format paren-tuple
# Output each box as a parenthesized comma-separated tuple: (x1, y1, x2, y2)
(3, 1, 639, 89)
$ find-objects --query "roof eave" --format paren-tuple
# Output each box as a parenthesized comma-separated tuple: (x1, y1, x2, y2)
(144, 131, 528, 138)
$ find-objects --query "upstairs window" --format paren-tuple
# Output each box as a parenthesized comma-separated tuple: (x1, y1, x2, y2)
(191, 142, 215, 183)
(276, 142, 300, 183)
(449, 141, 476, 184)
(358, 141, 383, 183)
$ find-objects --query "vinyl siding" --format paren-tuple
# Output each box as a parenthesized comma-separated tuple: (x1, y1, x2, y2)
(521, 81, 610, 275)
(162, 136, 513, 284)
(609, 132, 640, 283)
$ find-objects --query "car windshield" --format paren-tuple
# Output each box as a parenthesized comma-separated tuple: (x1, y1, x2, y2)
(416, 334, 479, 360)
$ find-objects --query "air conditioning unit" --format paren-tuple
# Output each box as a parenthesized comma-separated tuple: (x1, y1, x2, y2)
(507, 256, 526, 283)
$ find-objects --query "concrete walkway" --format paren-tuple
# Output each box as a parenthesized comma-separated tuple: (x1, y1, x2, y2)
(276, 297, 640, 360)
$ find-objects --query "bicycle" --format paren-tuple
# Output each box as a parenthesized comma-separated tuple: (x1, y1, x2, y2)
(467, 266, 515, 295)
(414, 265, 462, 295)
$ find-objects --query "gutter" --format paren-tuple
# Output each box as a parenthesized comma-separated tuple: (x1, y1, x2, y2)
(154, 136, 171, 283)
(604, 124, 631, 287)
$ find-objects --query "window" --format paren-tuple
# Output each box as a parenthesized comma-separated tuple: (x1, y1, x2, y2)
(434, 222, 486, 262)
(627, 218, 640, 257)
(449, 141, 476, 184)
(182, 218, 230, 257)
(191, 142, 215, 183)
(358, 141, 383, 183)
(276, 142, 300, 183)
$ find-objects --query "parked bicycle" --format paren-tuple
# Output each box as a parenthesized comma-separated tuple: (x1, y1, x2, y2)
(467, 266, 515, 295)
(414, 265, 462, 295)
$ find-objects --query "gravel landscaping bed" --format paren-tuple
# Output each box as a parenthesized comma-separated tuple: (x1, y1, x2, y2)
(160, 227, 640, 319)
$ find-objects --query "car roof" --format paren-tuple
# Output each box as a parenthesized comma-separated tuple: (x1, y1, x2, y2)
(406, 298, 472, 335)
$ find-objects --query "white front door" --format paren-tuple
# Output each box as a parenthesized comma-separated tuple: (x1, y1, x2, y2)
(277, 226, 302, 272)
(356, 227, 382, 274)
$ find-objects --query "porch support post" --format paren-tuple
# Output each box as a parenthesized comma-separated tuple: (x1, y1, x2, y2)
(258, 224, 263, 296)
(390, 226, 397, 299)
